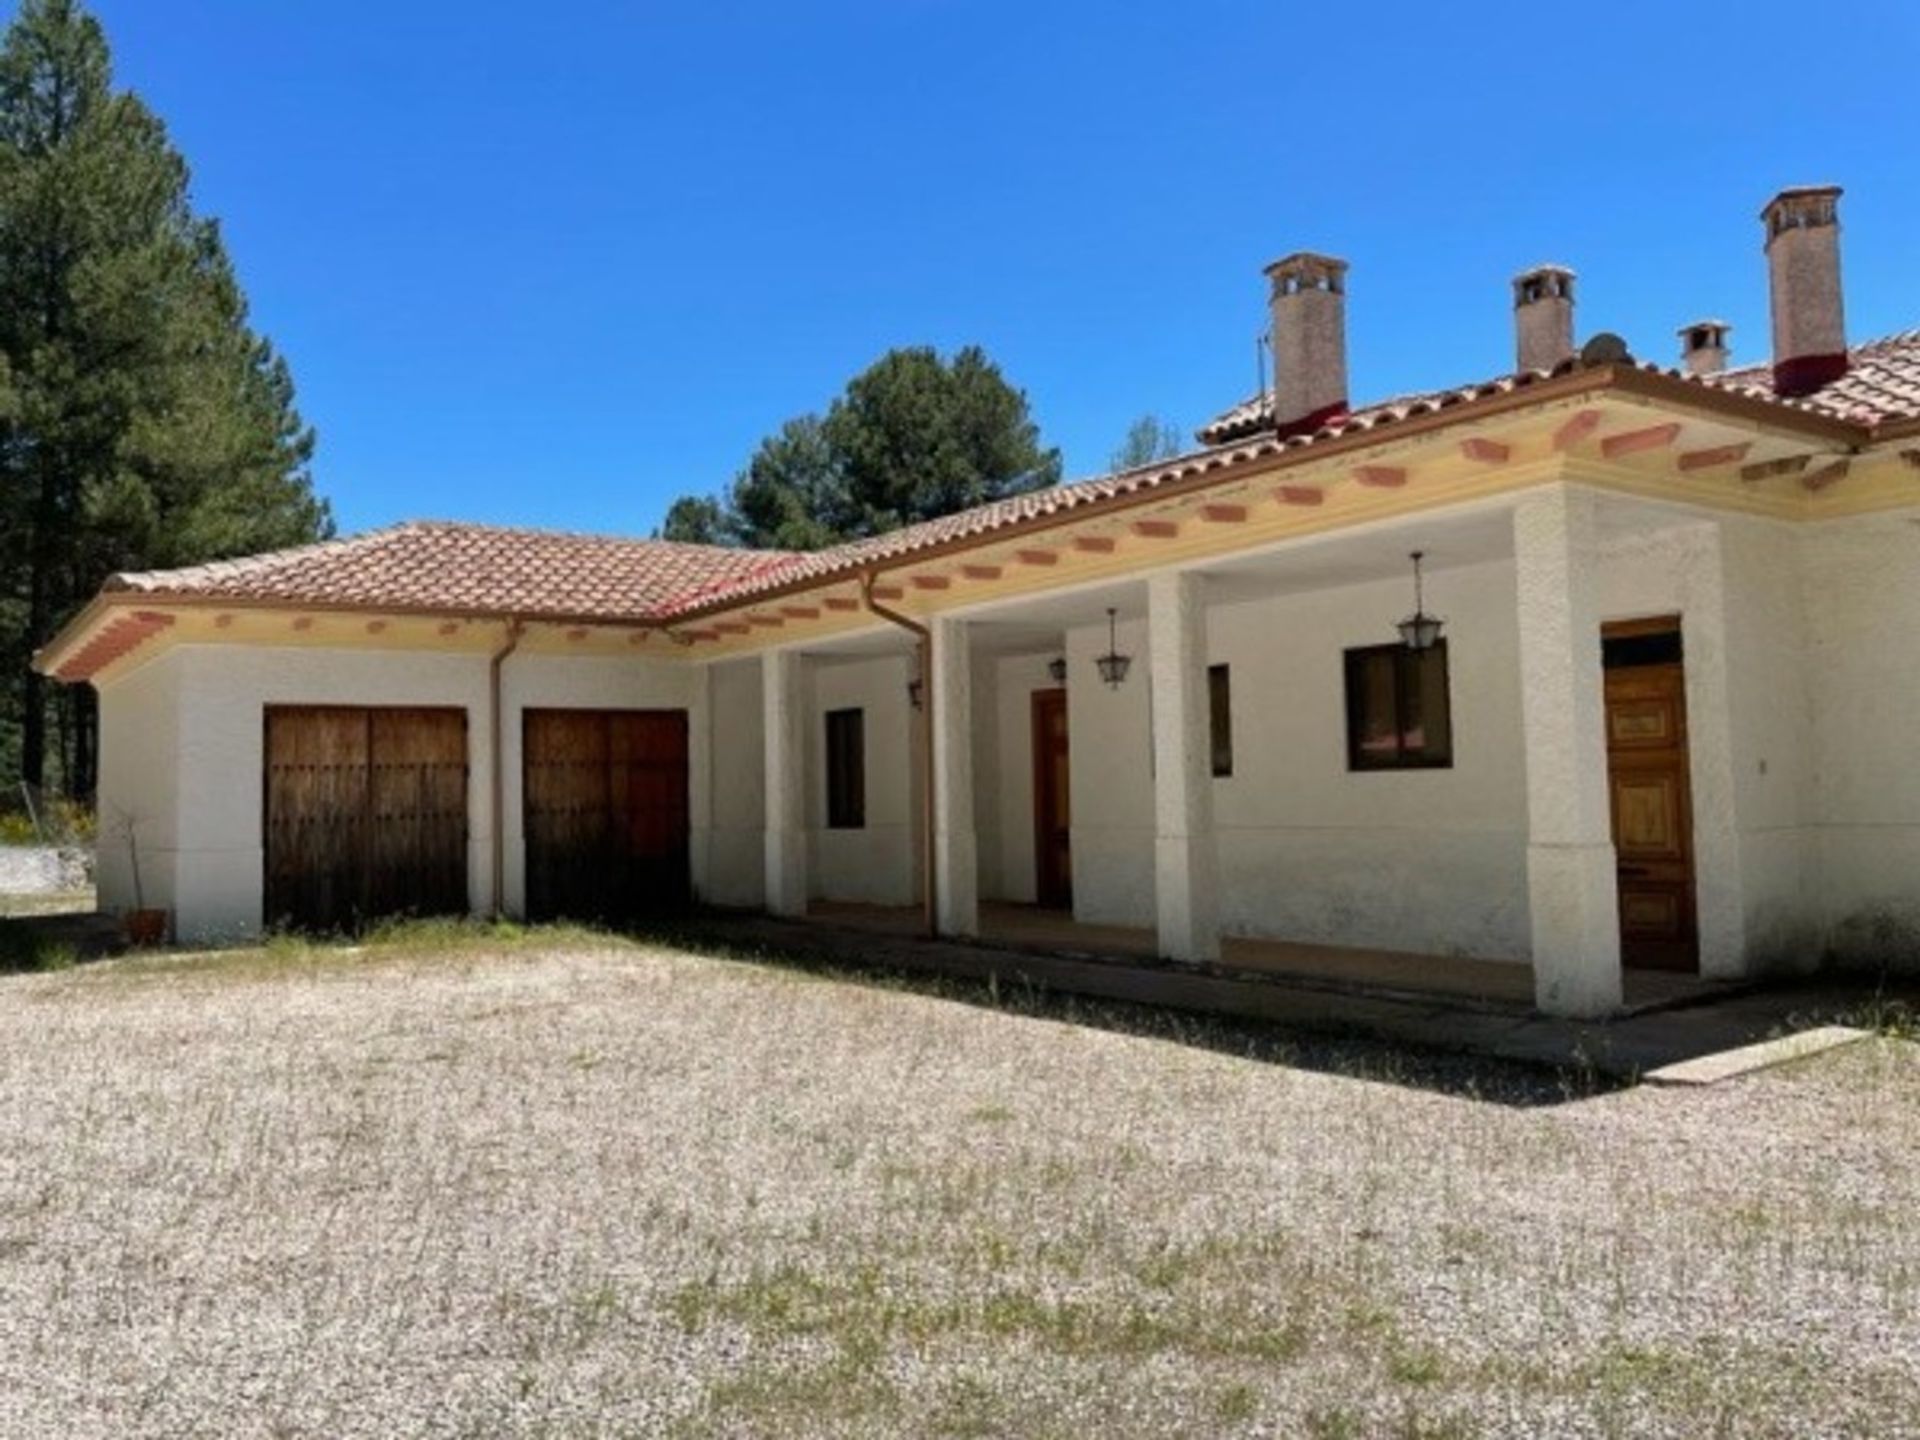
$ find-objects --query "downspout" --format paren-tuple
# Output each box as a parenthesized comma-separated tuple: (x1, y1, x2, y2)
(489, 618, 526, 918)
(860, 573, 937, 938)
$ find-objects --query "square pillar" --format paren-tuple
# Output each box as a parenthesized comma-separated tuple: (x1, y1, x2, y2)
(931, 617, 978, 937)
(1148, 571, 1221, 962)
(761, 648, 809, 918)
(1515, 486, 1622, 1016)
(687, 661, 713, 904)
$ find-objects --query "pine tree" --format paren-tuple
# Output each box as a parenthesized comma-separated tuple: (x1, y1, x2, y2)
(0, 0, 331, 794)
(662, 346, 1058, 551)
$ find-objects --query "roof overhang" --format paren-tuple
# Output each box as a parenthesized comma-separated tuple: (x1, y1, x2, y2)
(39, 360, 1911, 683)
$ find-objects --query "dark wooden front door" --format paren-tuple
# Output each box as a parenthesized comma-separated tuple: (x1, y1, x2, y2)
(522, 709, 690, 924)
(1602, 622, 1697, 972)
(1032, 688, 1072, 908)
(264, 706, 469, 933)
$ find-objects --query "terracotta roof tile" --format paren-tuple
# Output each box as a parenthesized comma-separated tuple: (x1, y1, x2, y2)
(104, 521, 798, 623)
(1693, 329, 1920, 424)
(1198, 330, 1920, 444)
(93, 332, 1920, 632)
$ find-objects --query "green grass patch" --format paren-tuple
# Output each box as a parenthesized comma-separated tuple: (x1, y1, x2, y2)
(0, 923, 77, 973)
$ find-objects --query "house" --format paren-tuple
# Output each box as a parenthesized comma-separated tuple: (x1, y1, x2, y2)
(35, 185, 1920, 1017)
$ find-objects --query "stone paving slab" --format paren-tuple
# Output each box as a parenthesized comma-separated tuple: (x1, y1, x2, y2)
(1642, 1025, 1873, 1087)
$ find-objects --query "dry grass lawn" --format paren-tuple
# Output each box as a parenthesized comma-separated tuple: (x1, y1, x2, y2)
(0, 929, 1916, 1439)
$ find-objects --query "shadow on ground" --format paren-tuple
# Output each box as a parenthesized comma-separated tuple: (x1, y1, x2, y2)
(646, 913, 1919, 1110)
(640, 918, 1632, 1108)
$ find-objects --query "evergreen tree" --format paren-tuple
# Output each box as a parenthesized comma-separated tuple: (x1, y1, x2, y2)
(0, 0, 330, 794)
(662, 346, 1058, 551)
(1110, 414, 1184, 470)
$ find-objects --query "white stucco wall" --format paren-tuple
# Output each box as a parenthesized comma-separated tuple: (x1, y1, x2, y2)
(95, 643, 717, 944)
(1057, 562, 1531, 960)
(96, 650, 183, 917)
(805, 652, 921, 906)
(1802, 510, 1920, 970)
(704, 657, 766, 909)
(88, 497, 1920, 975)
(135, 644, 499, 943)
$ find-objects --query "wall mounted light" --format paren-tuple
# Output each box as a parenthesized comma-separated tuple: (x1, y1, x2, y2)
(1046, 656, 1068, 684)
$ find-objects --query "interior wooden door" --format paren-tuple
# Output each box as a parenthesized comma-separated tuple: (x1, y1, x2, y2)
(1603, 640, 1697, 972)
(523, 709, 689, 923)
(1031, 688, 1072, 908)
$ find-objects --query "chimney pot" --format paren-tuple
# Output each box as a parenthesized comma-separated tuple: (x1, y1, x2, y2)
(1678, 319, 1732, 376)
(1512, 264, 1576, 373)
(1264, 251, 1349, 436)
(1761, 185, 1847, 396)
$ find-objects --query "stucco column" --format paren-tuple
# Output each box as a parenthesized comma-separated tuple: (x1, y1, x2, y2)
(1676, 522, 1747, 979)
(1514, 486, 1622, 1016)
(1148, 570, 1221, 962)
(761, 648, 809, 918)
(686, 661, 713, 904)
(931, 616, 979, 937)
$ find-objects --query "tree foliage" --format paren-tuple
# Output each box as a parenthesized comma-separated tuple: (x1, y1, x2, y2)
(661, 345, 1059, 551)
(1110, 414, 1184, 471)
(0, 0, 331, 794)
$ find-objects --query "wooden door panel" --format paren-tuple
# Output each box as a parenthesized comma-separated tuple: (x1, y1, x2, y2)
(1602, 651, 1696, 971)
(368, 709, 468, 920)
(1032, 689, 1072, 908)
(524, 709, 689, 923)
(265, 706, 468, 933)
(1611, 769, 1688, 864)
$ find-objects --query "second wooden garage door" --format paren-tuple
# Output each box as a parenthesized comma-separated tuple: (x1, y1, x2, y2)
(522, 709, 690, 923)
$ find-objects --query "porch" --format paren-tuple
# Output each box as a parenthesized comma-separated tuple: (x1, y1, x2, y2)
(808, 900, 1725, 1015)
(721, 478, 1802, 1022)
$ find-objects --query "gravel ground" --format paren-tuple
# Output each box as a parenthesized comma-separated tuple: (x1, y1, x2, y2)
(0, 937, 1915, 1439)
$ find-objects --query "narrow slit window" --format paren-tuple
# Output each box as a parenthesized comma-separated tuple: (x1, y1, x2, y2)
(1208, 663, 1233, 777)
(1344, 641, 1452, 771)
(825, 708, 866, 829)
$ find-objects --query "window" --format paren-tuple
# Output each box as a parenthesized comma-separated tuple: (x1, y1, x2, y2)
(825, 708, 865, 829)
(1208, 664, 1233, 777)
(1344, 641, 1452, 771)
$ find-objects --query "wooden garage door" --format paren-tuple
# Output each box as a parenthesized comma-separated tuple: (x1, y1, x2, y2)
(523, 709, 690, 924)
(264, 706, 470, 933)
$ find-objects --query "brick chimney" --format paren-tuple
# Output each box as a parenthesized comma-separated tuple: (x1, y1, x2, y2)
(1762, 186, 1847, 396)
(1512, 264, 1576, 373)
(1677, 320, 1731, 376)
(1264, 252, 1348, 435)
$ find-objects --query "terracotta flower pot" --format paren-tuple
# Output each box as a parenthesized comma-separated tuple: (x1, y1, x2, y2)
(125, 908, 170, 947)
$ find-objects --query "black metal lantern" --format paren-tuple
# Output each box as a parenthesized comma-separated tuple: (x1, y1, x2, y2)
(1094, 607, 1132, 688)
(1046, 656, 1068, 684)
(1396, 550, 1444, 651)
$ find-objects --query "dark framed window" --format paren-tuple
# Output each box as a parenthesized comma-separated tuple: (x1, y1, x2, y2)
(1208, 664, 1233, 777)
(1344, 641, 1452, 771)
(825, 708, 866, 829)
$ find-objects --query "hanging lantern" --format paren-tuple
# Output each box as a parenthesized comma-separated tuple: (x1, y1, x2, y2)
(1396, 550, 1445, 651)
(1046, 656, 1068, 684)
(1094, 607, 1132, 688)
(907, 671, 925, 710)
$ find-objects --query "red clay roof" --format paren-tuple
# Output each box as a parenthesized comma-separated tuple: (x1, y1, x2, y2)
(1198, 330, 1920, 445)
(102, 521, 800, 623)
(81, 333, 1920, 634)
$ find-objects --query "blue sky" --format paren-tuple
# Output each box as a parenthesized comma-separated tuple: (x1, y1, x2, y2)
(84, 2, 1920, 538)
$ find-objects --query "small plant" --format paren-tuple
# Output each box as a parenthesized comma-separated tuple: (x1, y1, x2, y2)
(110, 806, 168, 946)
